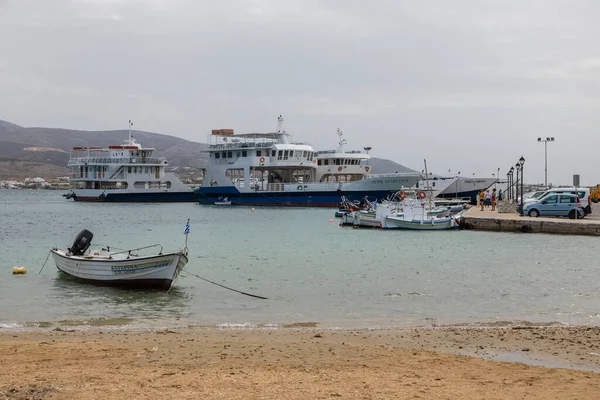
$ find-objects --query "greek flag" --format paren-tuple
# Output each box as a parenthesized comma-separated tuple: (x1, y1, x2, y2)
(184, 219, 190, 235)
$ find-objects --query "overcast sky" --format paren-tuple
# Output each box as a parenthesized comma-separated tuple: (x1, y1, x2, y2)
(1, 0, 599, 185)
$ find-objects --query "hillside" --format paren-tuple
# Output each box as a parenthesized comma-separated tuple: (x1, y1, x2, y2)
(0, 120, 414, 179)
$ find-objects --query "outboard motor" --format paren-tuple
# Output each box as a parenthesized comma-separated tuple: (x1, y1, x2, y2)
(69, 229, 93, 256)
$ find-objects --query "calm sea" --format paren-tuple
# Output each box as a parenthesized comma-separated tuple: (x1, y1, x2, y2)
(1, 190, 598, 330)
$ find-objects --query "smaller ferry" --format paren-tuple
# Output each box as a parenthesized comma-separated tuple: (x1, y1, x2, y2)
(63, 121, 197, 202)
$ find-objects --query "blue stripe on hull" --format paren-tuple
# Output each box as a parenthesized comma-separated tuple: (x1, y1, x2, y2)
(74, 192, 197, 202)
(195, 188, 398, 207)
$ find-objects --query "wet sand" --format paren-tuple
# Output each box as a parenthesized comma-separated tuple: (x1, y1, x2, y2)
(1, 325, 600, 399)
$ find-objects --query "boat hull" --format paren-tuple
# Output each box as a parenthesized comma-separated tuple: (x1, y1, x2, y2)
(436, 178, 498, 203)
(69, 190, 197, 203)
(382, 216, 459, 230)
(196, 188, 400, 207)
(51, 249, 188, 290)
(340, 212, 382, 228)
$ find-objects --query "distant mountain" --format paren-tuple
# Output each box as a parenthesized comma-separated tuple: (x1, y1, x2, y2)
(0, 119, 414, 179)
(0, 120, 209, 180)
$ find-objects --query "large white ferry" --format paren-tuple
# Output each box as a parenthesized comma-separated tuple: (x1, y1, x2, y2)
(195, 116, 422, 206)
(64, 122, 196, 202)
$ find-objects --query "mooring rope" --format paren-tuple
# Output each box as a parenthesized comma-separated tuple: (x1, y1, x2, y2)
(181, 270, 268, 300)
(38, 250, 52, 275)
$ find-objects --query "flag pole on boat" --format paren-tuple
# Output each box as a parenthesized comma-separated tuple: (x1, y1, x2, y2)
(424, 158, 432, 210)
(183, 218, 190, 256)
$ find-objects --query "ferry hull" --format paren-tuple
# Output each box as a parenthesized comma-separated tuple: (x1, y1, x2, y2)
(70, 191, 197, 203)
(196, 188, 399, 207)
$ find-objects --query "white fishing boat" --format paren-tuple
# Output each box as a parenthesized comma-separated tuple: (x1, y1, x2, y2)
(378, 198, 461, 230)
(380, 161, 462, 230)
(50, 224, 190, 290)
(214, 197, 232, 205)
(381, 211, 461, 230)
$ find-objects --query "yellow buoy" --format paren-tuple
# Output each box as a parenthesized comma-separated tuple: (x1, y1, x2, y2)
(12, 266, 26, 275)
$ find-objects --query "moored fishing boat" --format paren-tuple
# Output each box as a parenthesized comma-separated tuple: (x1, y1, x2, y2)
(50, 224, 190, 290)
(214, 197, 232, 205)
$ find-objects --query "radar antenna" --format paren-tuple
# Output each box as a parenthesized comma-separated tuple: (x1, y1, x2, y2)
(276, 115, 285, 133)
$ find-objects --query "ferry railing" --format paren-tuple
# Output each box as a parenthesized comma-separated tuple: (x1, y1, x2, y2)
(68, 157, 167, 166)
(366, 172, 423, 178)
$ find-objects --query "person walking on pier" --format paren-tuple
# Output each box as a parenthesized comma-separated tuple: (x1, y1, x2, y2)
(491, 188, 497, 211)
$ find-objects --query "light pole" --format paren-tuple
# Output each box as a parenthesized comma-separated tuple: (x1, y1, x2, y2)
(515, 163, 521, 205)
(519, 156, 525, 215)
(509, 166, 514, 201)
(537, 137, 555, 188)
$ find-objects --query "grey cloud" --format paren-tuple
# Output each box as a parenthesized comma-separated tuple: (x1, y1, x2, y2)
(1, 0, 599, 185)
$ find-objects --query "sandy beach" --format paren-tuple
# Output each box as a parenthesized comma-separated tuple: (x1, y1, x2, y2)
(1, 325, 600, 399)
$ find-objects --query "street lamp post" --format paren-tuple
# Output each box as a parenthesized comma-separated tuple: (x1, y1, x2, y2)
(508, 167, 515, 201)
(496, 167, 500, 190)
(506, 172, 511, 201)
(537, 137, 555, 188)
(515, 163, 521, 205)
(519, 156, 525, 215)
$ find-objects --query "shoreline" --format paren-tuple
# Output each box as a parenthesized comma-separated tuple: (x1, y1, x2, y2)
(2, 325, 600, 399)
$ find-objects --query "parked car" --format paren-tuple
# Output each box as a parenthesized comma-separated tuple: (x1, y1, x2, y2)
(523, 187, 591, 215)
(523, 193, 585, 219)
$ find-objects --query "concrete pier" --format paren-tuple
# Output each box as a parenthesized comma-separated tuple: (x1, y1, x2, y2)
(461, 202, 600, 236)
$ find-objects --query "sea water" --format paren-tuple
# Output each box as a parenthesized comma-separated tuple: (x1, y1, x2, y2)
(1, 189, 599, 330)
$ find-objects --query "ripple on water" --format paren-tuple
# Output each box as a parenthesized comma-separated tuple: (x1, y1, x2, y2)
(2, 190, 600, 329)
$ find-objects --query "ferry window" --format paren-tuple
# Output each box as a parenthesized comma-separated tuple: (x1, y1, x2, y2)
(128, 166, 132, 173)
(277, 151, 283, 160)
(257, 150, 262, 157)
(227, 151, 233, 158)
(272, 150, 276, 157)
(215, 153, 220, 159)
(295, 151, 301, 157)
(222, 151, 226, 158)
(242, 151, 247, 157)
(283, 151, 289, 160)
(303, 151, 307, 158)
(318, 160, 322, 166)
(324, 159, 329, 165)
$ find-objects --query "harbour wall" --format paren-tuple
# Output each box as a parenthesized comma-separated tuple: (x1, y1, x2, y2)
(461, 202, 600, 236)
